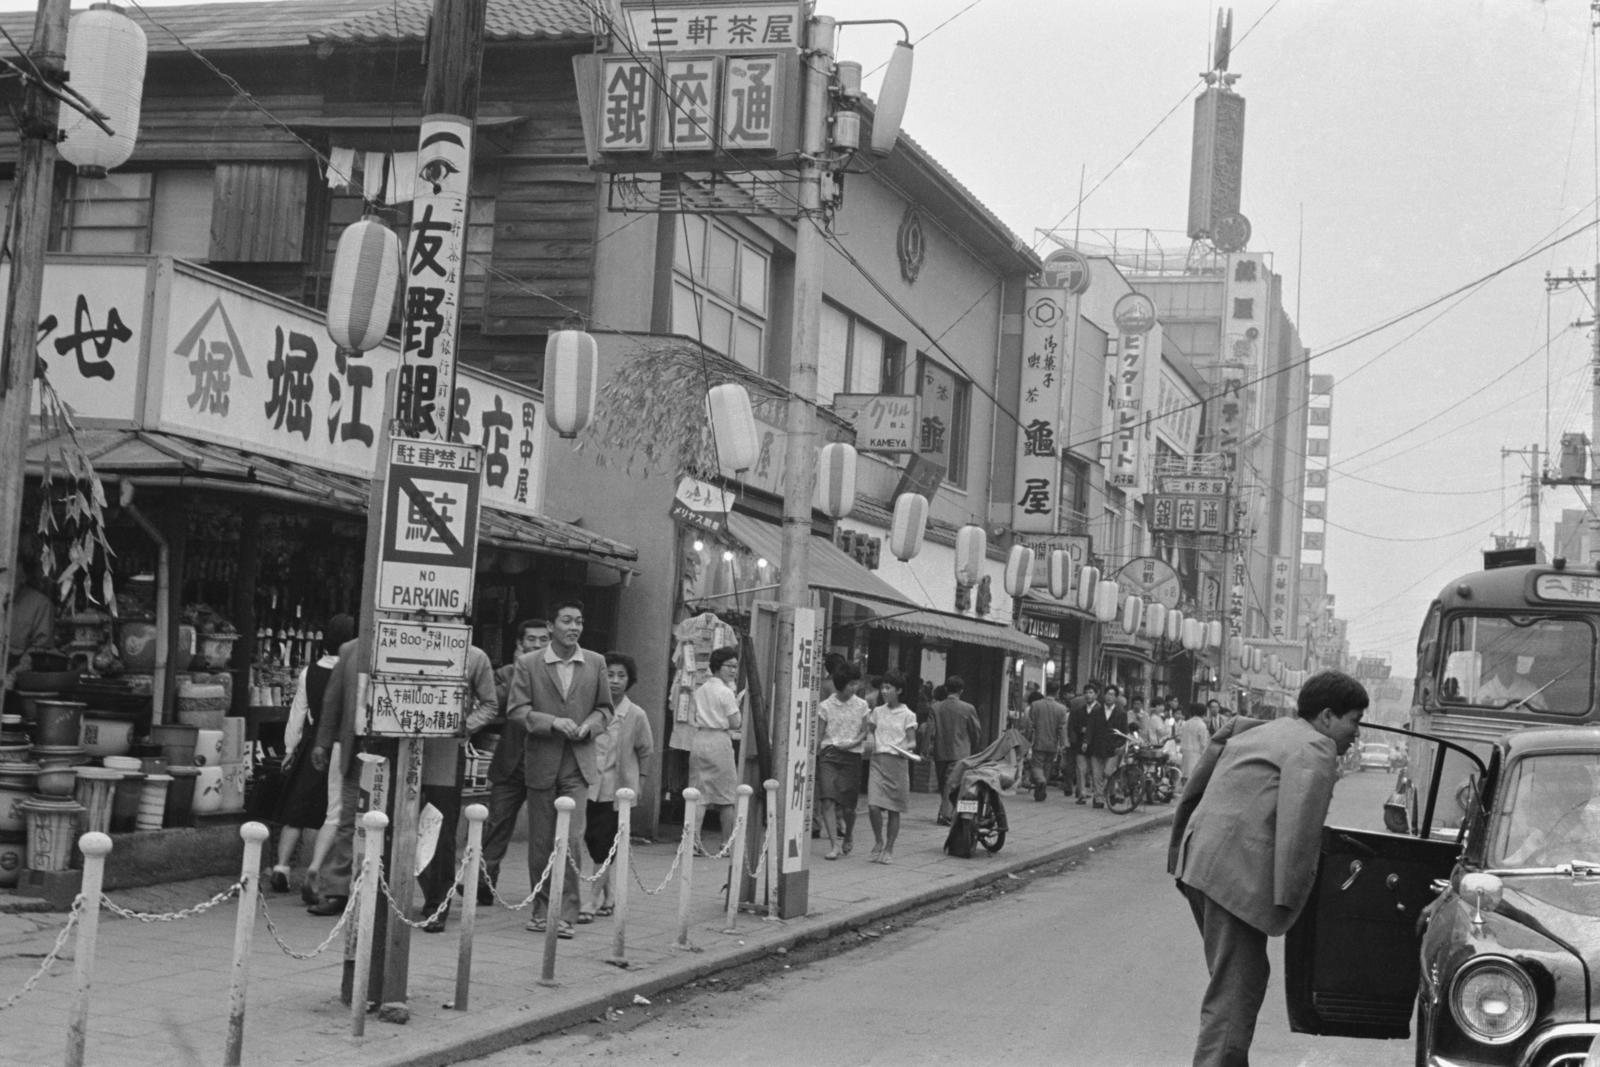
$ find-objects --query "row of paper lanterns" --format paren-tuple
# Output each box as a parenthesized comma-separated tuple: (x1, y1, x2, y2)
(1226, 636, 1305, 686)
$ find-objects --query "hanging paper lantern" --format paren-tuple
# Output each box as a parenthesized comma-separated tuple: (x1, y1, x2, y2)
(1181, 619, 1204, 651)
(1076, 566, 1100, 612)
(1003, 545, 1035, 599)
(326, 216, 401, 352)
(1249, 648, 1263, 672)
(955, 525, 987, 587)
(1093, 580, 1119, 623)
(1164, 610, 1184, 643)
(1268, 654, 1283, 681)
(1229, 635, 1245, 663)
(58, 5, 147, 178)
(545, 330, 599, 439)
(1205, 620, 1223, 649)
(1120, 594, 1143, 634)
(1047, 550, 1071, 600)
(1143, 601, 1166, 639)
(815, 443, 857, 519)
(888, 493, 928, 562)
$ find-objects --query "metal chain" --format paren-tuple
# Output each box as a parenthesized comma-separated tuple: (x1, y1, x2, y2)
(746, 818, 774, 879)
(567, 828, 621, 885)
(483, 849, 556, 911)
(0, 896, 81, 1012)
(376, 854, 472, 930)
(257, 865, 364, 960)
(631, 830, 689, 897)
(691, 812, 745, 861)
(100, 882, 242, 923)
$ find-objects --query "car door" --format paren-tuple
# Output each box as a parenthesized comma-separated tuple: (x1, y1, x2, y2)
(1284, 728, 1487, 1039)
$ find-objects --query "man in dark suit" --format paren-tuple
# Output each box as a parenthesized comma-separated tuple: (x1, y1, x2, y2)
(1023, 683, 1069, 801)
(475, 618, 549, 903)
(1085, 683, 1128, 807)
(927, 675, 981, 824)
(1168, 670, 1367, 1066)
(504, 599, 611, 938)
(309, 637, 366, 915)
(1066, 681, 1099, 805)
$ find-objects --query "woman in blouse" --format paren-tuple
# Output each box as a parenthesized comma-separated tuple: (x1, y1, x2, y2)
(1177, 703, 1212, 784)
(690, 645, 743, 856)
(581, 651, 655, 921)
(816, 669, 868, 860)
(865, 670, 918, 864)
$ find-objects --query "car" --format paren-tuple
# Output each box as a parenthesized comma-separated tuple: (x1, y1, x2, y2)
(1287, 725, 1600, 1067)
(1357, 740, 1392, 771)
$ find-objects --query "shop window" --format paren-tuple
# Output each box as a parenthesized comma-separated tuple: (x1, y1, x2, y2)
(57, 171, 156, 254)
(672, 214, 770, 372)
(819, 301, 904, 404)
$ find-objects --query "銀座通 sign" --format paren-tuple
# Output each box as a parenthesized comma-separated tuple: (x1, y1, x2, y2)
(377, 438, 483, 616)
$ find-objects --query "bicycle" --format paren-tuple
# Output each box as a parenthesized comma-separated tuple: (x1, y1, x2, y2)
(1104, 730, 1181, 814)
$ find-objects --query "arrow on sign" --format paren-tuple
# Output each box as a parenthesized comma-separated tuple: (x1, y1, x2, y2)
(386, 656, 456, 669)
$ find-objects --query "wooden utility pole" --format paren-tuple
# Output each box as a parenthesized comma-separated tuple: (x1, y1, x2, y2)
(0, 0, 70, 675)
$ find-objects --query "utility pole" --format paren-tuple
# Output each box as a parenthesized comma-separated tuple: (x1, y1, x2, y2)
(1501, 444, 1542, 553)
(1546, 268, 1600, 561)
(0, 0, 70, 677)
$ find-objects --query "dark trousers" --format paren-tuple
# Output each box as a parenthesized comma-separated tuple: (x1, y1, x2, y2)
(318, 771, 363, 899)
(935, 759, 957, 820)
(525, 749, 589, 924)
(1182, 883, 1270, 1067)
(480, 773, 526, 885)
(1028, 748, 1057, 788)
(418, 784, 463, 911)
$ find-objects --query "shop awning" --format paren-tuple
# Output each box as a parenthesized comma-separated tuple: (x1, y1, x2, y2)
(723, 512, 914, 605)
(834, 594, 1050, 659)
(26, 427, 638, 566)
(1019, 593, 1096, 621)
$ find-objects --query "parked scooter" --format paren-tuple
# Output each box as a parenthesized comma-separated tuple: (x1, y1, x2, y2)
(942, 728, 1026, 858)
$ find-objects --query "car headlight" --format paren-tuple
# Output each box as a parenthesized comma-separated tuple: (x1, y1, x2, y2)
(1449, 956, 1538, 1045)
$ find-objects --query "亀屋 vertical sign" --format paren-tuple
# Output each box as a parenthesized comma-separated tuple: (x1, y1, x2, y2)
(396, 117, 474, 441)
(1013, 287, 1073, 533)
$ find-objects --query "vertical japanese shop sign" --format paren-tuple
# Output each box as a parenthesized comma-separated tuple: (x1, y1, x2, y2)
(599, 58, 655, 152)
(1270, 556, 1293, 640)
(659, 56, 720, 151)
(917, 358, 957, 484)
(396, 116, 473, 441)
(1109, 293, 1158, 493)
(1014, 287, 1072, 533)
(781, 606, 816, 874)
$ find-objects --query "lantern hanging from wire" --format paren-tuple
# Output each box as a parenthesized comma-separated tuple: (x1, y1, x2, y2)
(58, 4, 147, 178)
(955, 525, 986, 587)
(815, 442, 857, 519)
(327, 216, 400, 352)
(888, 493, 928, 562)
(705, 382, 759, 472)
(1076, 566, 1100, 612)
(1003, 545, 1035, 600)
(1205, 620, 1223, 649)
(1229, 635, 1245, 663)
(1182, 618, 1205, 651)
(1093, 579, 1119, 623)
(1121, 594, 1143, 634)
(1047, 549, 1071, 600)
(1143, 601, 1166, 639)
(545, 330, 599, 439)
(1164, 609, 1184, 643)
(1249, 647, 1263, 672)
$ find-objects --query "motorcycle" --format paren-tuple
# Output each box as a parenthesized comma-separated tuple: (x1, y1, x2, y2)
(942, 728, 1026, 858)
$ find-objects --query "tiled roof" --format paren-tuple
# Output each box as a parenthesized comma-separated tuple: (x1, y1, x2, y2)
(310, 0, 596, 45)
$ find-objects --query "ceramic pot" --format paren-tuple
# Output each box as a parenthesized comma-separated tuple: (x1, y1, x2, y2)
(0, 763, 38, 833)
(21, 796, 85, 871)
(192, 729, 224, 768)
(80, 716, 135, 759)
(30, 745, 87, 769)
(218, 763, 246, 813)
(116, 620, 159, 672)
(191, 766, 223, 815)
(195, 634, 237, 670)
(164, 766, 199, 828)
(109, 771, 145, 833)
(0, 831, 24, 887)
(73, 767, 120, 835)
(136, 774, 171, 831)
(35, 766, 77, 797)
(32, 701, 87, 748)
(148, 723, 198, 766)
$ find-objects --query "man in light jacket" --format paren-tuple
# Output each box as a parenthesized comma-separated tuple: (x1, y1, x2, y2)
(1168, 670, 1367, 1066)
(927, 676, 981, 824)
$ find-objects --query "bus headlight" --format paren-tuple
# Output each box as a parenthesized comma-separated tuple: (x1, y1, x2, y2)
(1449, 957, 1537, 1045)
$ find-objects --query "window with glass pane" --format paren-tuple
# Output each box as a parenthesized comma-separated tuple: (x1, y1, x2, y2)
(61, 172, 153, 253)
(672, 215, 770, 372)
(946, 374, 971, 488)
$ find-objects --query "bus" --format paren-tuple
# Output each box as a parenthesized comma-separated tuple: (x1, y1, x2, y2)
(1394, 550, 1600, 834)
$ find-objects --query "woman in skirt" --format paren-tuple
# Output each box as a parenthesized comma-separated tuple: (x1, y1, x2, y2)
(689, 645, 742, 856)
(816, 668, 868, 860)
(865, 670, 918, 864)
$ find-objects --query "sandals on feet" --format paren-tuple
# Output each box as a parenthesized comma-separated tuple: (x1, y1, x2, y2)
(577, 911, 595, 924)
(595, 904, 615, 917)
(824, 848, 840, 860)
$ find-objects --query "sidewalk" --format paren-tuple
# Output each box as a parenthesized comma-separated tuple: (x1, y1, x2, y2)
(0, 788, 1174, 1067)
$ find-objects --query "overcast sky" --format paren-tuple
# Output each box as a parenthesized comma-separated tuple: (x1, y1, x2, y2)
(11, 0, 1596, 671)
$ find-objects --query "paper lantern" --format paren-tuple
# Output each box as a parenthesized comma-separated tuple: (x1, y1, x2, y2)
(1268, 654, 1283, 681)
(955, 525, 987, 587)
(58, 5, 147, 178)
(1178, 619, 1199, 651)
(1076, 566, 1100, 612)
(1164, 610, 1184, 643)
(1003, 545, 1035, 599)
(1120, 594, 1143, 634)
(1143, 601, 1166, 639)
(545, 330, 599, 439)
(1204, 620, 1222, 649)
(815, 443, 857, 519)
(704, 381, 758, 471)
(327, 216, 400, 352)
(888, 493, 928, 562)
(1229, 635, 1245, 663)
(1047, 550, 1071, 600)
(869, 41, 914, 155)
(1093, 580, 1119, 623)
(1249, 648, 1263, 672)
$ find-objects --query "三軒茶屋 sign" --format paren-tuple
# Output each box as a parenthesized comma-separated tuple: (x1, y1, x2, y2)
(9, 257, 549, 519)
(377, 438, 483, 616)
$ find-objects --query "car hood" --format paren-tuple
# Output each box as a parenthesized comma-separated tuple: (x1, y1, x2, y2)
(1499, 877, 1600, 958)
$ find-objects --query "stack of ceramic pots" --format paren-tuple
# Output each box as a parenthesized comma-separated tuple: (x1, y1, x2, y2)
(29, 699, 88, 773)
(0, 762, 37, 887)
(101, 755, 144, 833)
(8, 742, 85, 875)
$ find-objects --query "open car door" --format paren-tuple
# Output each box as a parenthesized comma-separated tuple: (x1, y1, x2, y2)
(1284, 727, 1487, 1039)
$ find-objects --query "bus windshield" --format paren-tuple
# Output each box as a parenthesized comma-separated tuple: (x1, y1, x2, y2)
(1438, 614, 1595, 715)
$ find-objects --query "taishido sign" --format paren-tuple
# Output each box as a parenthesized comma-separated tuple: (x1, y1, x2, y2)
(377, 438, 483, 616)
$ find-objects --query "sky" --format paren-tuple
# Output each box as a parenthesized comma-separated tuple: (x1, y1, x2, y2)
(9, 0, 1598, 671)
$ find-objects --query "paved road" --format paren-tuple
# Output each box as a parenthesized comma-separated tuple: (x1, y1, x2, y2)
(467, 767, 1411, 1067)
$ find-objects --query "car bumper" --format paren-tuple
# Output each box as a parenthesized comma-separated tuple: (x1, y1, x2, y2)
(1421, 1023, 1600, 1067)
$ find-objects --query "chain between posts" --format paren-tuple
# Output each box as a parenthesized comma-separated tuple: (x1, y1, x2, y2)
(100, 882, 243, 922)
(567, 829, 621, 884)
(0, 895, 81, 1012)
(631, 825, 691, 896)
(746, 818, 774, 879)
(479, 848, 557, 911)
(691, 813, 745, 861)
(257, 865, 365, 960)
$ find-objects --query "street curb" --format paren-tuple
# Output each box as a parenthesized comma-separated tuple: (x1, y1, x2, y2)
(375, 807, 1176, 1067)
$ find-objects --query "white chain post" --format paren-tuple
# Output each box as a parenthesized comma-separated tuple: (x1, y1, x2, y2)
(224, 821, 269, 1066)
(611, 787, 634, 967)
(762, 778, 780, 920)
(723, 784, 753, 934)
(350, 810, 388, 1038)
(455, 803, 486, 1011)
(539, 796, 575, 987)
(677, 787, 701, 949)
(65, 831, 111, 1067)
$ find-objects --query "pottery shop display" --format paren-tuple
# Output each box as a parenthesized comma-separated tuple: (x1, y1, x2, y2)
(80, 715, 135, 759)
(148, 723, 198, 766)
(192, 729, 224, 768)
(29, 745, 88, 770)
(219, 717, 246, 765)
(136, 774, 172, 831)
(195, 633, 238, 671)
(218, 763, 246, 813)
(31, 701, 87, 748)
(0, 831, 24, 887)
(0, 763, 38, 833)
(109, 771, 146, 833)
(0, 738, 28, 763)
(35, 766, 77, 798)
(164, 766, 200, 828)
(74, 767, 120, 835)
(9, 691, 56, 724)
(101, 755, 141, 773)
(21, 796, 84, 872)
(176, 682, 228, 730)
(191, 765, 224, 815)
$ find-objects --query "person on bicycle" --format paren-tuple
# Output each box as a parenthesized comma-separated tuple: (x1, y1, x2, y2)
(1024, 683, 1069, 802)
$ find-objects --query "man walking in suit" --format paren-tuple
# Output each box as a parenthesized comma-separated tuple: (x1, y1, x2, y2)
(928, 675, 982, 825)
(1066, 681, 1099, 805)
(1024, 683, 1068, 801)
(504, 600, 611, 939)
(309, 637, 366, 916)
(1169, 670, 1367, 1066)
(476, 619, 549, 903)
